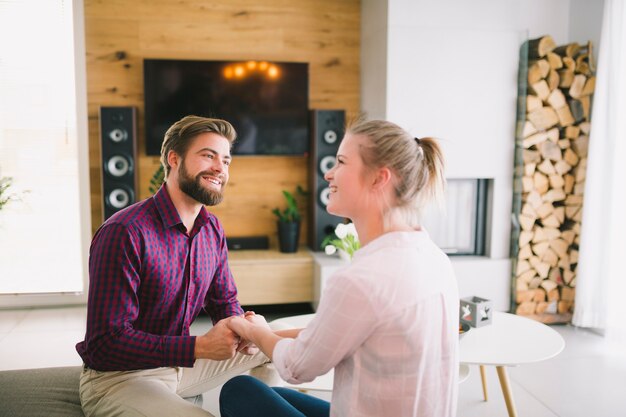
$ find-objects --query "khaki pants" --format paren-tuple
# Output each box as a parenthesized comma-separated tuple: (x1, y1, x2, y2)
(79, 350, 269, 417)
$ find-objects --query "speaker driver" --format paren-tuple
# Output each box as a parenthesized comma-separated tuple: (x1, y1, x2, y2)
(319, 186, 331, 207)
(107, 187, 132, 209)
(109, 128, 128, 143)
(105, 155, 131, 177)
(323, 130, 338, 144)
(319, 155, 336, 175)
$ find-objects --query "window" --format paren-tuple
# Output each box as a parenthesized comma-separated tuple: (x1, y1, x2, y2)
(0, 0, 90, 305)
(421, 179, 489, 256)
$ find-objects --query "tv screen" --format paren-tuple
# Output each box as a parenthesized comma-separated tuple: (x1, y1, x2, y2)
(143, 59, 309, 156)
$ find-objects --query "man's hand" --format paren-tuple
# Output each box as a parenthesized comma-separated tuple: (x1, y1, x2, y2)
(194, 318, 240, 360)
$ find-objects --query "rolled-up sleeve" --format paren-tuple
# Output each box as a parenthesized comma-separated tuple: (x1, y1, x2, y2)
(272, 271, 379, 384)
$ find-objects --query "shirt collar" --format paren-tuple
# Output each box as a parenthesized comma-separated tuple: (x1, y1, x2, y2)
(153, 183, 212, 230)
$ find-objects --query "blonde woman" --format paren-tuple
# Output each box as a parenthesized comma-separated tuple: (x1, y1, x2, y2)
(220, 119, 459, 417)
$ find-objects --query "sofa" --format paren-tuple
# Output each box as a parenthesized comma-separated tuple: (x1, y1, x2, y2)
(0, 366, 203, 417)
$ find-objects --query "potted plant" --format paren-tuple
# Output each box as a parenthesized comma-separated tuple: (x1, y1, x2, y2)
(272, 185, 305, 253)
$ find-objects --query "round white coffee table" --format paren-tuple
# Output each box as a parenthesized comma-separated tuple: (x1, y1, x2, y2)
(459, 311, 565, 417)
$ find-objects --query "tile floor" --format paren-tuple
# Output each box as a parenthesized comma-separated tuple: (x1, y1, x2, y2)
(1, 306, 625, 416)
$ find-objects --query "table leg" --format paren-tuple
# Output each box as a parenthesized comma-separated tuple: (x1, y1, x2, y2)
(479, 365, 488, 401)
(496, 366, 517, 417)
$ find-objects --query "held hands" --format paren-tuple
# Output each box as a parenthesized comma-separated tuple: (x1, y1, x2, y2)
(194, 311, 270, 360)
(229, 311, 270, 354)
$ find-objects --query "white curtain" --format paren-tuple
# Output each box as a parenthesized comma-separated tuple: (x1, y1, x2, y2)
(573, 0, 626, 342)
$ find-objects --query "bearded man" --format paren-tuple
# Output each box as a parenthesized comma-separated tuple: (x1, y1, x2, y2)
(76, 116, 268, 416)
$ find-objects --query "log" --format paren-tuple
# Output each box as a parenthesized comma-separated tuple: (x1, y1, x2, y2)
(534, 288, 547, 303)
(570, 249, 579, 264)
(517, 301, 537, 315)
(555, 105, 575, 127)
(530, 258, 550, 278)
(533, 172, 550, 194)
(582, 76, 596, 96)
(529, 276, 543, 289)
(536, 202, 554, 219)
(564, 125, 580, 139)
(528, 59, 550, 84)
(549, 174, 564, 188)
(579, 122, 591, 134)
(516, 259, 532, 275)
(524, 131, 551, 148)
(576, 158, 587, 182)
(532, 226, 547, 243)
(561, 229, 576, 244)
(549, 267, 562, 284)
(572, 135, 589, 158)
(554, 160, 572, 175)
(524, 149, 541, 164)
(544, 227, 561, 241)
(528, 35, 557, 58)
(522, 120, 538, 137)
(558, 300, 573, 314)
(540, 140, 562, 161)
(530, 80, 551, 101)
(546, 52, 563, 69)
(522, 203, 537, 217)
(569, 74, 587, 99)
(565, 205, 581, 219)
(536, 301, 550, 314)
(558, 68, 575, 88)
(554, 206, 565, 223)
(576, 53, 591, 76)
(526, 190, 544, 208)
(554, 42, 581, 57)
(518, 268, 536, 283)
(519, 230, 534, 247)
(532, 241, 550, 257)
(579, 95, 591, 120)
(563, 148, 580, 166)
(547, 288, 560, 302)
(566, 194, 584, 206)
(572, 205, 583, 221)
(547, 88, 567, 109)
(547, 69, 560, 91)
(569, 99, 585, 123)
(543, 188, 566, 203)
(519, 213, 536, 231)
(517, 290, 536, 303)
(522, 176, 534, 193)
(549, 238, 569, 258)
(537, 159, 556, 175)
(557, 139, 570, 149)
(541, 279, 558, 293)
(526, 95, 543, 113)
(564, 174, 575, 192)
(574, 182, 585, 196)
(524, 163, 537, 177)
(542, 248, 559, 267)
(561, 286, 575, 302)
(528, 107, 559, 130)
(542, 214, 561, 228)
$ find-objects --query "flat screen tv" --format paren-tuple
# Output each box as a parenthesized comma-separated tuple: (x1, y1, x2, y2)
(144, 59, 309, 156)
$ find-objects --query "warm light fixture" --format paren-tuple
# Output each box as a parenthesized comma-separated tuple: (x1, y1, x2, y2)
(222, 60, 281, 80)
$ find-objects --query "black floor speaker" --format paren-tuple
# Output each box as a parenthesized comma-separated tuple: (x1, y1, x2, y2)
(99, 106, 138, 221)
(309, 109, 346, 251)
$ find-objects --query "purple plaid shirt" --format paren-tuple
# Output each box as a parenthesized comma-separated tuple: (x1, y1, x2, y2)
(76, 184, 243, 371)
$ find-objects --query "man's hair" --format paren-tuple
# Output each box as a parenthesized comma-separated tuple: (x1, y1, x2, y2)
(160, 115, 237, 178)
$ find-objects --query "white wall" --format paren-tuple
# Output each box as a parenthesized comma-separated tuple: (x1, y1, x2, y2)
(361, 0, 574, 311)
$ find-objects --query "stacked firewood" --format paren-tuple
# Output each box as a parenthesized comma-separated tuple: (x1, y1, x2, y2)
(514, 35, 595, 322)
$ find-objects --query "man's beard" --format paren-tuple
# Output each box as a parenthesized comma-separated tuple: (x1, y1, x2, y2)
(178, 161, 225, 206)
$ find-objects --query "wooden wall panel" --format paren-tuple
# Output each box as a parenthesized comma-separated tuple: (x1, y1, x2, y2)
(85, 0, 360, 245)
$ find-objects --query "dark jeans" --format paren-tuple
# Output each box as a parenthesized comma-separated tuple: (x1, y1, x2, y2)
(219, 375, 331, 417)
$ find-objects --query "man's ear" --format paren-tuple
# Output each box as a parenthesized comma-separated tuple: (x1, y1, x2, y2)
(167, 150, 180, 170)
(372, 167, 392, 190)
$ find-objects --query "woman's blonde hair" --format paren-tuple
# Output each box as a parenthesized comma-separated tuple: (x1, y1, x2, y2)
(346, 119, 445, 227)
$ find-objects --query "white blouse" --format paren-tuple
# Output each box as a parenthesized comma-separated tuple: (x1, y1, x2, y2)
(273, 230, 460, 417)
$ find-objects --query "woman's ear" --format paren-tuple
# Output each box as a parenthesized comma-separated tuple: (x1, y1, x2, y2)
(371, 167, 392, 190)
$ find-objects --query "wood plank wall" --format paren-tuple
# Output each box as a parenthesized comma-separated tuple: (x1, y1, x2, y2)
(84, 0, 361, 245)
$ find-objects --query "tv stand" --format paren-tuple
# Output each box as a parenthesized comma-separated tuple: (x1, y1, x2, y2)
(228, 248, 313, 305)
